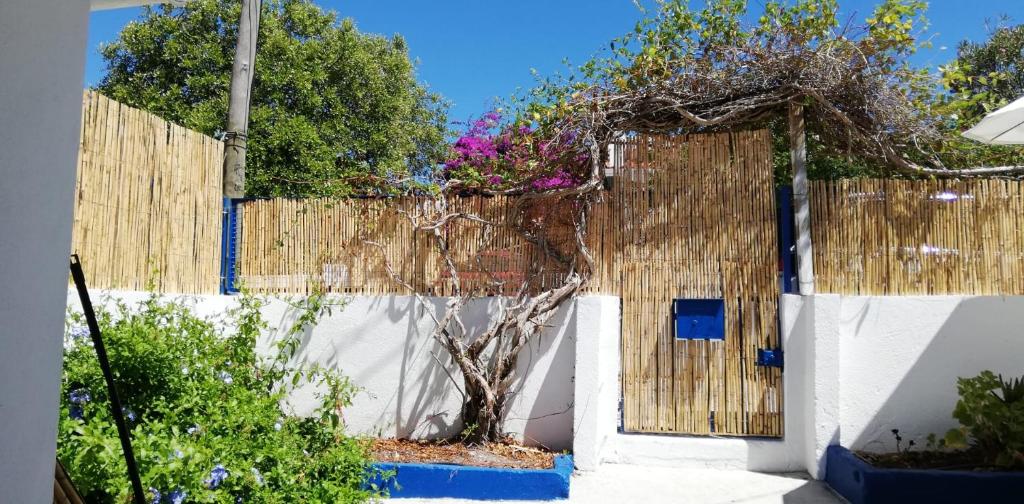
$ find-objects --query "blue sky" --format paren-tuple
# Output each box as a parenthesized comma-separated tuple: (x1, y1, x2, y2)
(86, 1, 1024, 123)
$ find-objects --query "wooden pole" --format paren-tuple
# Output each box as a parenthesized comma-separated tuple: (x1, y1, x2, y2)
(222, 0, 262, 198)
(790, 102, 815, 295)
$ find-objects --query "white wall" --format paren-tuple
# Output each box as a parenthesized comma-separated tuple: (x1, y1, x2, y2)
(779, 293, 1024, 478)
(1, 1, 91, 502)
(66, 292, 623, 451)
(838, 295, 1024, 453)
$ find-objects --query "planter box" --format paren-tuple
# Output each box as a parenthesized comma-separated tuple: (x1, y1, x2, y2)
(368, 454, 573, 500)
(825, 445, 1024, 504)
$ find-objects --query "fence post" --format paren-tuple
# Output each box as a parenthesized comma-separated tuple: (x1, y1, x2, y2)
(777, 186, 796, 294)
(789, 102, 815, 295)
(219, 198, 240, 294)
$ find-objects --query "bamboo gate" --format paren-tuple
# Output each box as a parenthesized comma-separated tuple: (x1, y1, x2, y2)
(237, 130, 784, 437)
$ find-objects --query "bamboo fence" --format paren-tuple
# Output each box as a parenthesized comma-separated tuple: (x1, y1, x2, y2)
(236, 195, 575, 296)
(810, 179, 1024, 295)
(71, 91, 223, 294)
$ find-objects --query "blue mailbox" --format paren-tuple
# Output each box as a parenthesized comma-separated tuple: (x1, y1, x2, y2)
(673, 299, 725, 340)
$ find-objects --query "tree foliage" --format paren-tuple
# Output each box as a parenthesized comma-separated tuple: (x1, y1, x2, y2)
(934, 21, 1024, 171)
(98, 0, 448, 197)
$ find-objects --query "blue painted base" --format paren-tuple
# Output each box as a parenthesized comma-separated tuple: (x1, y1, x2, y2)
(368, 454, 572, 500)
(825, 445, 1024, 504)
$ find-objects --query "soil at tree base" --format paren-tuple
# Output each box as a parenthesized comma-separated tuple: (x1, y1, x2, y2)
(371, 438, 556, 469)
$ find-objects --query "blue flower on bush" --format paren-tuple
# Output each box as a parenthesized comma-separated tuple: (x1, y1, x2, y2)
(205, 464, 228, 489)
(68, 388, 91, 420)
(218, 371, 234, 385)
(122, 407, 137, 423)
(166, 489, 186, 504)
(149, 487, 185, 504)
(251, 467, 264, 485)
(187, 425, 198, 435)
(69, 325, 90, 339)
(69, 389, 91, 404)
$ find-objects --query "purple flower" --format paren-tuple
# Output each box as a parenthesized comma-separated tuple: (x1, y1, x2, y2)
(487, 175, 504, 185)
(205, 464, 228, 489)
(148, 487, 161, 504)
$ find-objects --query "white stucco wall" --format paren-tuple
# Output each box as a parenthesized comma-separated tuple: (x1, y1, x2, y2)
(778, 293, 1024, 479)
(66, 292, 623, 452)
(838, 295, 1024, 453)
(1, 1, 91, 503)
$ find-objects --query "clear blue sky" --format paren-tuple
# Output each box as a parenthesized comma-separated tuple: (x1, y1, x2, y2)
(86, 0, 1024, 123)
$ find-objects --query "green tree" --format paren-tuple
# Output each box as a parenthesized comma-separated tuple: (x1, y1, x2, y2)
(935, 21, 1024, 169)
(98, 0, 448, 197)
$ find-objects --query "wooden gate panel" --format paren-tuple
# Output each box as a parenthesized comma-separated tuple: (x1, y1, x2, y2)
(597, 130, 782, 437)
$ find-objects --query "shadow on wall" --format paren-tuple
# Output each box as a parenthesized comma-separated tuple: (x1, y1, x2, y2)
(260, 295, 577, 449)
(839, 296, 1024, 453)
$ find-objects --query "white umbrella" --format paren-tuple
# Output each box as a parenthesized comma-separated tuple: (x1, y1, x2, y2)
(962, 95, 1024, 145)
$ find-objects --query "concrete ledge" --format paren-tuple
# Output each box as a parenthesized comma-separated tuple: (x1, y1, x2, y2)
(825, 445, 1024, 504)
(602, 433, 804, 472)
(370, 454, 573, 500)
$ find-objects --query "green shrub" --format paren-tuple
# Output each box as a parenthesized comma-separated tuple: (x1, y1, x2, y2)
(59, 294, 380, 503)
(945, 370, 1024, 468)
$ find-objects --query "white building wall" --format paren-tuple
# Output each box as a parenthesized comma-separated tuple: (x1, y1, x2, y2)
(1, 1, 91, 502)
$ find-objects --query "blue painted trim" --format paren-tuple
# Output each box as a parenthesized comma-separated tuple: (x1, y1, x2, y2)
(777, 186, 796, 294)
(825, 445, 1024, 504)
(219, 198, 240, 294)
(368, 454, 572, 500)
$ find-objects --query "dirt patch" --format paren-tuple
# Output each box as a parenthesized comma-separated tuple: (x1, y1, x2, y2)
(371, 438, 556, 469)
(856, 449, 1016, 472)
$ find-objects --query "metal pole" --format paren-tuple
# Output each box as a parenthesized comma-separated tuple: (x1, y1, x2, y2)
(69, 255, 145, 504)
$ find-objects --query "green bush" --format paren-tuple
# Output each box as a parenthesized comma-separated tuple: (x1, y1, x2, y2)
(59, 294, 380, 503)
(945, 370, 1024, 468)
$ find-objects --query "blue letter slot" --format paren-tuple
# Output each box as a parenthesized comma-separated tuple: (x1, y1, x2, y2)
(673, 299, 725, 340)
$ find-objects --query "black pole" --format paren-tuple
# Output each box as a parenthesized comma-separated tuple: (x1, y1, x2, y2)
(69, 255, 146, 504)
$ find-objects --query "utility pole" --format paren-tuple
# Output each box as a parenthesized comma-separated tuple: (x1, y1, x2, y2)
(222, 0, 262, 198)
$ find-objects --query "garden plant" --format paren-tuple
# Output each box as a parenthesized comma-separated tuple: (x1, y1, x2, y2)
(58, 294, 379, 504)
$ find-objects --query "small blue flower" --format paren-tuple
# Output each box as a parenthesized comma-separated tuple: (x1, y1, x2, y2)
(69, 325, 90, 339)
(250, 467, 264, 485)
(170, 449, 184, 460)
(218, 371, 233, 385)
(166, 489, 186, 504)
(69, 405, 84, 420)
(122, 407, 137, 423)
(187, 425, 199, 435)
(148, 487, 161, 504)
(205, 464, 228, 489)
(69, 389, 91, 404)
(235, 497, 243, 504)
